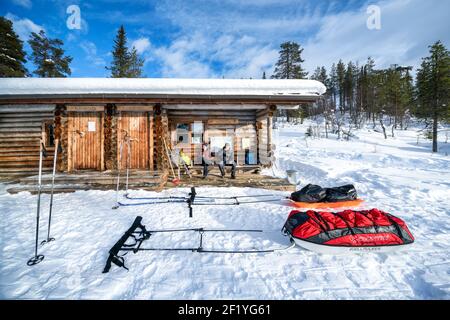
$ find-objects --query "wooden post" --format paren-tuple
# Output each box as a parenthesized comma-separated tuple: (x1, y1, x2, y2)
(149, 111, 154, 171)
(267, 113, 273, 166)
(100, 111, 105, 171)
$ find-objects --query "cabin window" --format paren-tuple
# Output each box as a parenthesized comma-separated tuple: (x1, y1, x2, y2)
(43, 121, 55, 147)
(176, 123, 190, 144)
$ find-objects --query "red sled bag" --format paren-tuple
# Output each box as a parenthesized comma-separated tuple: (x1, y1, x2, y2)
(283, 208, 414, 254)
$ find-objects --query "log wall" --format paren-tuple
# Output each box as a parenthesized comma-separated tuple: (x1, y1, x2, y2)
(256, 106, 275, 167)
(0, 103, 275, 178)
(0, 104, 56, 177)
(166, 108, 259, 166)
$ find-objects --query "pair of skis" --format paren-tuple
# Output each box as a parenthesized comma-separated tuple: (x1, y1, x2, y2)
(102, 216, 295, 273)
(114, 186, 286, 218)
(27, 139, 61, 266)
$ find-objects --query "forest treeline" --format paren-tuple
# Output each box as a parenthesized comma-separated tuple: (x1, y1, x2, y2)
(269, 41, 449, 152)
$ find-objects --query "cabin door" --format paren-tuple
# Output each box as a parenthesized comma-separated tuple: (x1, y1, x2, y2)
(68, 111, 104, 171)
(117, 111, 151, 170)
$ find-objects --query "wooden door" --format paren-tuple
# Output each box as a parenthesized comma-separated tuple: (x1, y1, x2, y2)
(68, 112, 104, 171)
(118, 112, 151, 169)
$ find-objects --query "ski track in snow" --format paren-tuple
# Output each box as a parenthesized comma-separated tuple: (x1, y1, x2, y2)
(1, 121, 449, 299)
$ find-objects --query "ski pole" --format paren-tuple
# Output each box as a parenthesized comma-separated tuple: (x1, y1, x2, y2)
(27, 140, 46, 266)
(41, 139, 60, 245)
(124, 135, 138, 196)
(113, 137, 124, 209)
(125, 137, 130, 195)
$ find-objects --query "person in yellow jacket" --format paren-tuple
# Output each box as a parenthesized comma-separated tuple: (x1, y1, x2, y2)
(180, 149, 191, 166)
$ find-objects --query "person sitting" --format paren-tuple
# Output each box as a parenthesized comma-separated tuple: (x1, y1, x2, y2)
(218, 143, 236, 179)
(171, 136, 192, 178)
(201, 141, 214, 179)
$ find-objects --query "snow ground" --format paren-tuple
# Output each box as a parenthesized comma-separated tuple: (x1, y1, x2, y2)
(1, 120, 449, 300)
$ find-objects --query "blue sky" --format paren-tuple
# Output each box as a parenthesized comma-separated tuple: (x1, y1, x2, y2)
(1, 0, 449, 78)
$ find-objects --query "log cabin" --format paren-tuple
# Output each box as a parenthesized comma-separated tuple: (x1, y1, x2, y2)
(0, 78, 326, 180)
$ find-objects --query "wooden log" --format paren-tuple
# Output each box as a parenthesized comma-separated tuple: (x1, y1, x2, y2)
(207, 119, 239, 125)
(0, 127, 42, 132)
(0, 132, 42, 138)
(116, 105, 154, 111)
(149, 112, 154, 170)
(0, 139, 41, 145)
(268, 115, 273, 158)
(0, 105, 55, 113)
(0, 122, 45, 128)
(169, 117, 255, 124)
(0, 113, 54, 118)
(0, 155, 54, 162)
(168, 110, 255, 116)
(163, 104, 267, 110)
(66, 105, 105, 112)
(0, 146, 40, 152)
(256, 109, 269, 117)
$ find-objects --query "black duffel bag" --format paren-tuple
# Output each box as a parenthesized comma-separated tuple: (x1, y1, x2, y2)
(325, 184, 357, 202)
(291, 184, 358, 203)
(290, 184, 327, 203)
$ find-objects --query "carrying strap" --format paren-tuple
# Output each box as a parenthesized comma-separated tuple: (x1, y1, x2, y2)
(335, 213, 356, 236)
(358, 211, 379, 233)
(312, 212, 331, 232)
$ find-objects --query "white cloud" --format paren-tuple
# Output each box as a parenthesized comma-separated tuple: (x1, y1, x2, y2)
(58, 0, 449, 78)
(131, 37, 151, 54)
(150, 0, 449, 78)
(302, 0, 450, 73)
(80, 41, 106, 66)
(5, 13, 44, 40)
(12, 0, 32, 9)
(153, 35, 213, 78)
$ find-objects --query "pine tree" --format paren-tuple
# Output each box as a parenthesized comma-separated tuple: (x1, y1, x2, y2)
(0, 17, 28, 77)
(107, 25, 144, 78)
(336, 60, 346, 112)
(272, 41, 308, 121)
(344, 61, 356, 114)
(271, 41, 308, 79)
(416, 41, 450, 152)
(311, 66, 330, 90)
(28, 30, 72, 77)
(311, 66, 332, 116)
(262, 71, 266, 79)
(107, 25, 129, 77)
(329, 63, 338, 108)
(128, 46, 144, 78)
(363, 57, 377, 123)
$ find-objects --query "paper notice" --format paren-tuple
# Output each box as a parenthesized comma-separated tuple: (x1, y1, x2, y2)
(88, 121, 96, 132)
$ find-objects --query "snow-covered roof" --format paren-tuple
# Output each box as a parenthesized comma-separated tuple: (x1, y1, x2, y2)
(0, 78, 326, 101)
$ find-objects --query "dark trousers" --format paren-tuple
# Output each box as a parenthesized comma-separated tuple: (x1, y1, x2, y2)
(202, 161, 209, 177)
(218, 162, 236, 178)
